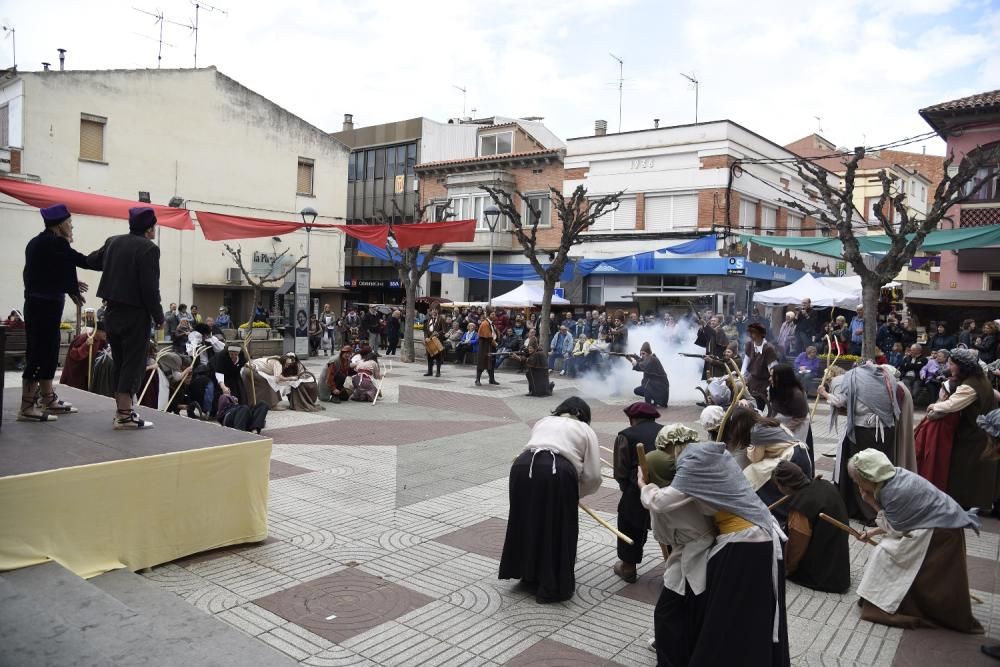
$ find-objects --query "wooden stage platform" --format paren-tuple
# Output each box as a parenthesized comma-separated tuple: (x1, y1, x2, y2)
(0, 386, 272, 578)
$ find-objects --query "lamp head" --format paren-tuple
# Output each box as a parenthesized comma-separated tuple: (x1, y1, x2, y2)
(483, 205, 501, 231)
(300, 206, 318, 227)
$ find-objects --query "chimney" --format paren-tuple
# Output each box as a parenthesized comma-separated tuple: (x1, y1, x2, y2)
(653, 118, 660, 129)
(57, 48, 66, 70)
(42, 62, 51, 71)
(595, 119, 607, 136)
(342, 113, 354, 131)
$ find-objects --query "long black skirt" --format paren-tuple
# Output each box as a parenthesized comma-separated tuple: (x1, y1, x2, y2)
(654, 582, 706, 667)
(837, 426, 895, 523)
(689, 540, 790, 667)
(499, 449, 579, 603)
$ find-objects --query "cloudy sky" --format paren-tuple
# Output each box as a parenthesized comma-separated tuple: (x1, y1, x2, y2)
(3, 0, 997, 154)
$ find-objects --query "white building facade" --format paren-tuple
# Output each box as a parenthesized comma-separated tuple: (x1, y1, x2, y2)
(0, 66, 349, 323)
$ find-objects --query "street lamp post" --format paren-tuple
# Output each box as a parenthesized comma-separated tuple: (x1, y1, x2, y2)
(483, 206, 501, 305)
(300, 206, 318, 268)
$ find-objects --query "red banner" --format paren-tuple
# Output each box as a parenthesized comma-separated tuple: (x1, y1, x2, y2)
(338, 224, 389, 247)
(0, 178, 195, 230)
(195, 211, 336, 241)
(392, 219, 476, 249)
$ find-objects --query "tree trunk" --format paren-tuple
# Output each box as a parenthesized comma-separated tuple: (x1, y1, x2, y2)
(539, 275, 555, 352)
(860, 275, 881, 361)
(250, 284, 261, 326)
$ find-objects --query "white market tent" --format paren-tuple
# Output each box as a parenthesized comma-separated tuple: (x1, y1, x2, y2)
(752, 274, 860, 309)
(490, 282, 570, 308)
(816, 275, 901, 294)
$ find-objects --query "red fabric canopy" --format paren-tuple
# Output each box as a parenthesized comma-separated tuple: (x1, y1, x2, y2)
(338, 224, 389, 246)
(392, 219, 476, 249)
(0, 178, 194, 230)
(196, 211, 338, 241)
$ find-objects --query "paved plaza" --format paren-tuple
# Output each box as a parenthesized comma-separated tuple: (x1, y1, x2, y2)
(24, 357, 1000, 666)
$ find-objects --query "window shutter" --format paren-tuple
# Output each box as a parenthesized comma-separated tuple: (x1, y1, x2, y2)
(80, 120, 104, 161)
(297, 160, 314, 195)
(613, 198, 637, 230)
(644, 196, 672, 232)
(762, 206, 777, 234)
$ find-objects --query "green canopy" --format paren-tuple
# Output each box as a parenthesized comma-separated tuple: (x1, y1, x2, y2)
(741, 223, 1000, 257)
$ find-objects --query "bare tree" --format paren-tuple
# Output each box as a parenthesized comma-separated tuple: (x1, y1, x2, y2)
(380, 200, 453, 363)
(223, 244, 307, 324)
(779, 144, 1000, 358)
(480, 184, 623, 349)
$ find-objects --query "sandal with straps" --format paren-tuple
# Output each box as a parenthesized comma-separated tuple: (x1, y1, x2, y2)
(113, 410, 155, 430)
(39, 392, 78, 414)
(17, 396, 58, 422)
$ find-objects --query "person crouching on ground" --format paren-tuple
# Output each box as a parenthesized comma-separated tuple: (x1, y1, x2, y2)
(611, 401, 664, 583)
(630, 341, 669, 407)
(350, 351, 382, 401)
(499, 397, 602, 603)
(325, 345, 355, 403)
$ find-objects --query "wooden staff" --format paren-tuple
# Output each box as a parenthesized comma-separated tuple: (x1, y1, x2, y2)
(818, 513, 879, 546)
(372, 362, 388, 406)
(87, 333, 95, 392)
(636, 443, 671, 561)
(137, 348, 174, 407)
(242, 335, 256, 406)
(809, 334, 841, 424)
(579, 503, 634, 545)
(716, 358, 746, 442)
(600, 445, 614, 455)
(164, 345, 209, 412)
(768, 495, 791, 511)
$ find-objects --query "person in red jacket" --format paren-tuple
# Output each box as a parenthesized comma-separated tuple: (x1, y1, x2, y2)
(60, 324, 109, 392)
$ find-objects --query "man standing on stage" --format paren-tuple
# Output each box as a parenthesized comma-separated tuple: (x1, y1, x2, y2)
(88, 207, 164, 429)
(612, 401, 664, 582)
(18, 204, 96, 422)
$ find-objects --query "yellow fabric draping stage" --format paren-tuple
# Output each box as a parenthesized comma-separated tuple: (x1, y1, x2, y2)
(0, 387, 271, 579)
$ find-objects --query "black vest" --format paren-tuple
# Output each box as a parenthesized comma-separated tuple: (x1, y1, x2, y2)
(620, 419, 663, 454)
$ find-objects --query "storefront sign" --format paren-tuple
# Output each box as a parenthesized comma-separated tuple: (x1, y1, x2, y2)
(250, 250, 296, 277)
(726, 257, 746, 276)
(349, 279, 401, 289)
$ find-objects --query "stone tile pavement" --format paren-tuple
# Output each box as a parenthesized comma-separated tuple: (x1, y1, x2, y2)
(29, 352, 993, 666)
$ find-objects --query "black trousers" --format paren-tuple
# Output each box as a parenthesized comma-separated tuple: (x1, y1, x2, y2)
(426, 353, 442, 374)
(617, 486, 650, 564)
(222, 401, 269, 433)
(23, 296, 64, 381)
(105, 303, 152, 397)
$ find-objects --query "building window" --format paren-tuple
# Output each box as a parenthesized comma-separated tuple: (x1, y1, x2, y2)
(589, 197, 636, 231)
(406, 143, 417, 175)
(988, 274, 1000, 291)
(761, 206, 777, 235)
(479, 131, 513, 157)
(0, 104, 8, 148)
(297, 158, 315, 195)
(865, 196, 893, 225)
(738, 199, 757, 230)
(523, 194, 551, 229)
(80, 113, 106, 162)
(348, 153, 357, 183)
(786, 213, 802, 235)
(644, 194, 697, 232)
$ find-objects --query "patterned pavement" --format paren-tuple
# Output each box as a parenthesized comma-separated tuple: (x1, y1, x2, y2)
(42, 353, 994, 667)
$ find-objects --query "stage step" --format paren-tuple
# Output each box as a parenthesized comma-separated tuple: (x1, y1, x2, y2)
(0, 562, 296, 666)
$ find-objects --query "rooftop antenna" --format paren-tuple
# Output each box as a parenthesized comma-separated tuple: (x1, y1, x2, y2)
(609, 52, 623, 132)
(680, 72, 699, 123)
(191, 1, 228, 69)
(452, 84, 467, 117)
(814, 116, 823, 134)
(1, 23, 14, 67)
(133, 7, 187, 68)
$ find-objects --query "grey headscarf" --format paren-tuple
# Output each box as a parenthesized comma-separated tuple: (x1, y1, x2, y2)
(750, 423, 797, 446)
(839, 363, 900, 443)
(950, 347, 980, 375)
(878, 468, 980, 534)
(978, 408, 1000, 438)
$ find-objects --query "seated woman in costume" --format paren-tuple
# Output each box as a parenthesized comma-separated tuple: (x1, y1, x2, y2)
(244, 352, 322, 412)
(849, 448, 982, 633)
(723, 407, 812, 527)
(60, 323, 109, 392)
(640, 439, 790, 667)
(499, 397, 601, 603)
(325, 345, 355, 403)
(350, 351, 382, 402)
(771, 461, 850, 594)
(640, 424, 718, 667)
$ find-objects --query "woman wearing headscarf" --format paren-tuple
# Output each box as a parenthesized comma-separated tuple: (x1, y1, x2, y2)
(325, 345, 355, 403)
(640, 424, 716, 667)
(924, 347, 1000, 509)
(767, 362, 815, 471)
(771, 461, 850, 593)
(818, 362, 915, 523)
(350, 351, 382, 402)
(723, 408, 812, 527)
(848, 449, 982, 633)
(243, 353, 322, 412)
(640, 439, 790, 666)
(499, 397, 602, 603)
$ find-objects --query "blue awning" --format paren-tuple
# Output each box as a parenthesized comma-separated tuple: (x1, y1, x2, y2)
(357, 240, 455, 274)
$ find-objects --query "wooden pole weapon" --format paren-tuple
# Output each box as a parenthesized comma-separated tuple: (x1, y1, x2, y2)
(242, 334, 256, 405)
(818, 513, 879, 546)
(579, 503, 634, 545)
(768, 495, 791, 511)
(87, 333, 95, 392)
(137, 348, 173, 406)
(715, 358, 746, 442)
(164, 345, 209, 412)
(810, 334, 841, 424)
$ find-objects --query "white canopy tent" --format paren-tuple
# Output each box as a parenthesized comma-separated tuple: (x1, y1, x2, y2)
(490, 282, 570, 308)
(752, 274, 860, 309)
(816, 275, 901, 294)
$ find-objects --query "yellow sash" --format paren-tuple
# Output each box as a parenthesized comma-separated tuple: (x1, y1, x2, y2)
(713, 510, 753, 534)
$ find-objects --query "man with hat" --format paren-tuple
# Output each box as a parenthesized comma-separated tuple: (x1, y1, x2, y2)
(742, 321, 778, 410)
(18, 203, 98, 422)
(612, 401, 664, 582)
(87, 207, 164, 429)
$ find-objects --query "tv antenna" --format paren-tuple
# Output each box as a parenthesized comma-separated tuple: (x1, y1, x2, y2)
(452, 84, 467, 117)
(814, 116, 823, 134)
(609, 52, 623, 132)
(680, 72, 699, 123)
(191, 1, 228, 69)
(132, 7, 187, 68)
(1, 23, 14, 68)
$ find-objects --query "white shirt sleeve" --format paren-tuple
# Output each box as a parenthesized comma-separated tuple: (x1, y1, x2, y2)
(640, 484, 694, 513)
(578, 425, 603, 498)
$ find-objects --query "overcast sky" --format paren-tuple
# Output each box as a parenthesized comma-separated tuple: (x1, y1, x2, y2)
(3, 0, 997, 154)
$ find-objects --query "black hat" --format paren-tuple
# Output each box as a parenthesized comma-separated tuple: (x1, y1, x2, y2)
(128, 207, 157, 234)
(747, 322, 766, 335)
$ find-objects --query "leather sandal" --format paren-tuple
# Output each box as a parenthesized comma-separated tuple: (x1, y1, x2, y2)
(17, 397, 58, 422)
